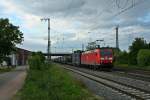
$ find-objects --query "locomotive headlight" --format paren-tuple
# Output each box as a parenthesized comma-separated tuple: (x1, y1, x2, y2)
(101, 58, 104, 60)
(108, 58, 112, 60)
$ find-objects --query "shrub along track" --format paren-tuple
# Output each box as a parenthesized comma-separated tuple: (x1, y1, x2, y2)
(62, 65, 150, 100)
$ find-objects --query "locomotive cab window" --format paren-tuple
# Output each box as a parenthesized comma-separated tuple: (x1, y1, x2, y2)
(100, 50, 112, 56)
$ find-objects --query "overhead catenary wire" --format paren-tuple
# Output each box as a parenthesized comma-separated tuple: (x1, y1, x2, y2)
(113, 0, 145, 17)
(115, 0, 130, 9)
(49, 0, 146, 53)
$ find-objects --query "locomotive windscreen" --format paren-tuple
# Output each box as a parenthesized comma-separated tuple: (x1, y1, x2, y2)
(100, 49, 112, 56)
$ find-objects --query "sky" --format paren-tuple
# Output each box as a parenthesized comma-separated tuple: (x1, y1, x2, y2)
(0, 0, 150, 53)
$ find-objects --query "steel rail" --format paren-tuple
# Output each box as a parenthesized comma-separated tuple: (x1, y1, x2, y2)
(63, 66, 150, 100)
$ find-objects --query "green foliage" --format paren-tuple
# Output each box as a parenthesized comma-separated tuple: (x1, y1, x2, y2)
(115, 50, 129, 64)
(18, 64, 97, 100)
(128, 38, 149, 65)
(36, 51, 45, 63)
(28, 55, 43, 70)
(0, 67, 12, 73)
(115, 37, 150, 69)
(0, 18, 23, 63)
(112, 48, 120, 61)
(137, 49, 150, 66)
(28, 52, 46, 70)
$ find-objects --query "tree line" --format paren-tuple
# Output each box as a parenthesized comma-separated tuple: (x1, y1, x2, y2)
(115, 38, 150, 67)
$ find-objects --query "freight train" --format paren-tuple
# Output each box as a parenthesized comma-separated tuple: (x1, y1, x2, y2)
(54, 48, 114, 69)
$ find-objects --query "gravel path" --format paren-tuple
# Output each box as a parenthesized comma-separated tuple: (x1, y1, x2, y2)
(0, 66, 27, 100)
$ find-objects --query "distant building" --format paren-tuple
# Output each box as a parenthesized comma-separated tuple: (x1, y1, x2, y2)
(15, 48, 32, 66)
(1, 48, 32, 66)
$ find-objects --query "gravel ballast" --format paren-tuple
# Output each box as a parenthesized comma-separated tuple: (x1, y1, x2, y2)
(68, 70, 133, 100)
(69, 65, 150, 93)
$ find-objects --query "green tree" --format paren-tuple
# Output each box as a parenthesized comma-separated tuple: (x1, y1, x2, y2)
(148, 43, 150, 49)
(31, 51, 45, 63)
(36, 51, 46, 63)
(0, 18, 23, 63)
(28, 51, 46, 70)
(137, 49, 150, 66)
(129, 38, 149, 65)
(117, 50, 129, 64)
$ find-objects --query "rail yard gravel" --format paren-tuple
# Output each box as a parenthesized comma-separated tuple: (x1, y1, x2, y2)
(69, 65, 150, 93)
(68, 69, 133, 100)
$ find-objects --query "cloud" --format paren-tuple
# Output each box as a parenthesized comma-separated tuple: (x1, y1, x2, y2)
(1, 0, 150, 52)
(11, 0, 85, 16)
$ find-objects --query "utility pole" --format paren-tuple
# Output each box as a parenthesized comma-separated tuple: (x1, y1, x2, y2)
(41, 18, 51, 61)
(116, 26, 119, 49)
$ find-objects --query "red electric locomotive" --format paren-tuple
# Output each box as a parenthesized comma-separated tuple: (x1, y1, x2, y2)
(81, 48, 113, 69)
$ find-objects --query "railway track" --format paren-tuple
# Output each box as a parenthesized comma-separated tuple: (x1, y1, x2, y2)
(62, 65, 150, 100)
(112, 70, 150, 82)
(65, 63, 150, 82)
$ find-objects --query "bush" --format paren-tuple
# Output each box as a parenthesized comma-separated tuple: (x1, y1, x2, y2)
(128, 52, 137, 65)
(28, 52, 47, 70)
(28, 55, 43, 70)
(115, 50, 129, 64)
(137, 49, 150, 66)
(128, 38, 149, 65)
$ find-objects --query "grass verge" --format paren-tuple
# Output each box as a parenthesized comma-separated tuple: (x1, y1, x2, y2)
(15, 63, 99, 100)
(0, 67, 13, 73)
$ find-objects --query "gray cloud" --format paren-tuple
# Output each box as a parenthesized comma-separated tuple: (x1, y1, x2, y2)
(12, 0, 150, 28)
(9, 0, 150, 51)
(12, 0, 85, 17)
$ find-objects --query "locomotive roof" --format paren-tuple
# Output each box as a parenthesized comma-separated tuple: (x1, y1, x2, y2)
(82, 48, 113, 54)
